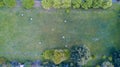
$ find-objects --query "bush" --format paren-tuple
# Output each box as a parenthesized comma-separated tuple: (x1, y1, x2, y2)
(101, 61, 114, 67)
(32, 60, 42, 67)
(71, 0, 82, 9)
(81, 0, 93, 9)
(10, 61, 19, 67)
(0, 0, 4, 7)
(3, 0, 16, 7)
(43, 49, 70, 64)
(42, 0, 53, 9)
(61, 0, 71, 8)
(22, 0, 34, 9)
(112, 50, 120, 67)
(101, 0, 112, 9)
(53, 0, 61, 8)
(92, 0, 103, 8)
(59, 62, 82, 67)
(24, 61, 32, 67)
(0, 57, 7, 65)
(70, 45, 91, 65)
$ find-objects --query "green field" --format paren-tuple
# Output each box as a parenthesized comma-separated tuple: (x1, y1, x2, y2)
(0, 3, 120, 66)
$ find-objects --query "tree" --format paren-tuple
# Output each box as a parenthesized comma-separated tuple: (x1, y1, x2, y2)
(92, 0, 103, 8)
(71, 0, 82, 9)
(101, 0, 112, 9)
(43, 49, 70, 64)
(53, 0, 61, 8)
(112, 50, 120, 67)
(42, 0, 53, 9)
(3, 0, 16, 7)
(22, 0, 34, 9)
(61, 0, 71, 8)
(53, 49, 70, 64)
(70, 45, 91, 65)
(101, 61, 114, 67)
(81, 0, 93, 9)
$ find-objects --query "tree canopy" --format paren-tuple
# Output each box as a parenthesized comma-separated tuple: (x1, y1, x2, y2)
(22, 0, 34, 9)
(3, 0, 16, 7)
(43, 49, 70, 64)
(70, 45, 91, 65)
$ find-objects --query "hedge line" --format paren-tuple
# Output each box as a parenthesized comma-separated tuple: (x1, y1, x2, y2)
(0, 0, 112, 9)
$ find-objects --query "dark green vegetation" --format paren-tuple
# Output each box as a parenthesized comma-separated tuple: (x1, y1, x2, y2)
(112, 50, 120, 67)
(70, 45, 91, 65)
(0, 2, 120, 67)
(43, 49, 70, 64)
(3, 0, 16, 7)
(0, 0, 16, 7)
(22, 0, 34, 9)
(42, 0, 112, 9)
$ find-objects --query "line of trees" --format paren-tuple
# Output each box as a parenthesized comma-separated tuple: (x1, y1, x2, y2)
(0, 0, 112, 9)
(0, 45, 91, 67)
(42, 0, 112, 9)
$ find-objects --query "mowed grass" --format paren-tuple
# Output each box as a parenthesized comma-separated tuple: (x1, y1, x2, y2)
(0, 3, 120, 66)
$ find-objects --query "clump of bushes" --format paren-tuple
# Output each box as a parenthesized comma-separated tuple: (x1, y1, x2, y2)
(42, 44, 91, 66)
(0, 45, 91, 66)
(22, 0, 34, 9)
(42, 0, 112, 9)
(101, 61, 114, 67)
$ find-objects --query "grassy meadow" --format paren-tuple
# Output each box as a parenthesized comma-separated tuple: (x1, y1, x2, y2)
(0, 3, 120, 66)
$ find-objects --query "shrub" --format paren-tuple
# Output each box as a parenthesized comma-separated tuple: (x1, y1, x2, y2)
(61, 0, 71, 8)
(101, 61, 114, 67)
(92, 0, 103, 8)
(112, 50, 120, 67)
(3, 0, 16, 7)
(24, 61, 32, 67)
(53, 0, 61, 8)
(32, 60, 42, 67)
(59, 62, 82, 67)
(71, 0, 82, 9)
(0, 0, 4, 7)
(22, 0, 34, 9)
(101, 0, 112, 9)
(10, 61, 19, 67)
(81, 0, 93, 9)
(70, 45, 91, 65)
(0, 57, 7, 65)
(43, 49, 70, 64)
(42, 0, 53, 9)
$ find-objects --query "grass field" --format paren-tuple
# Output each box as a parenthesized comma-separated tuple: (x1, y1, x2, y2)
(0, 3, 120, 66)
